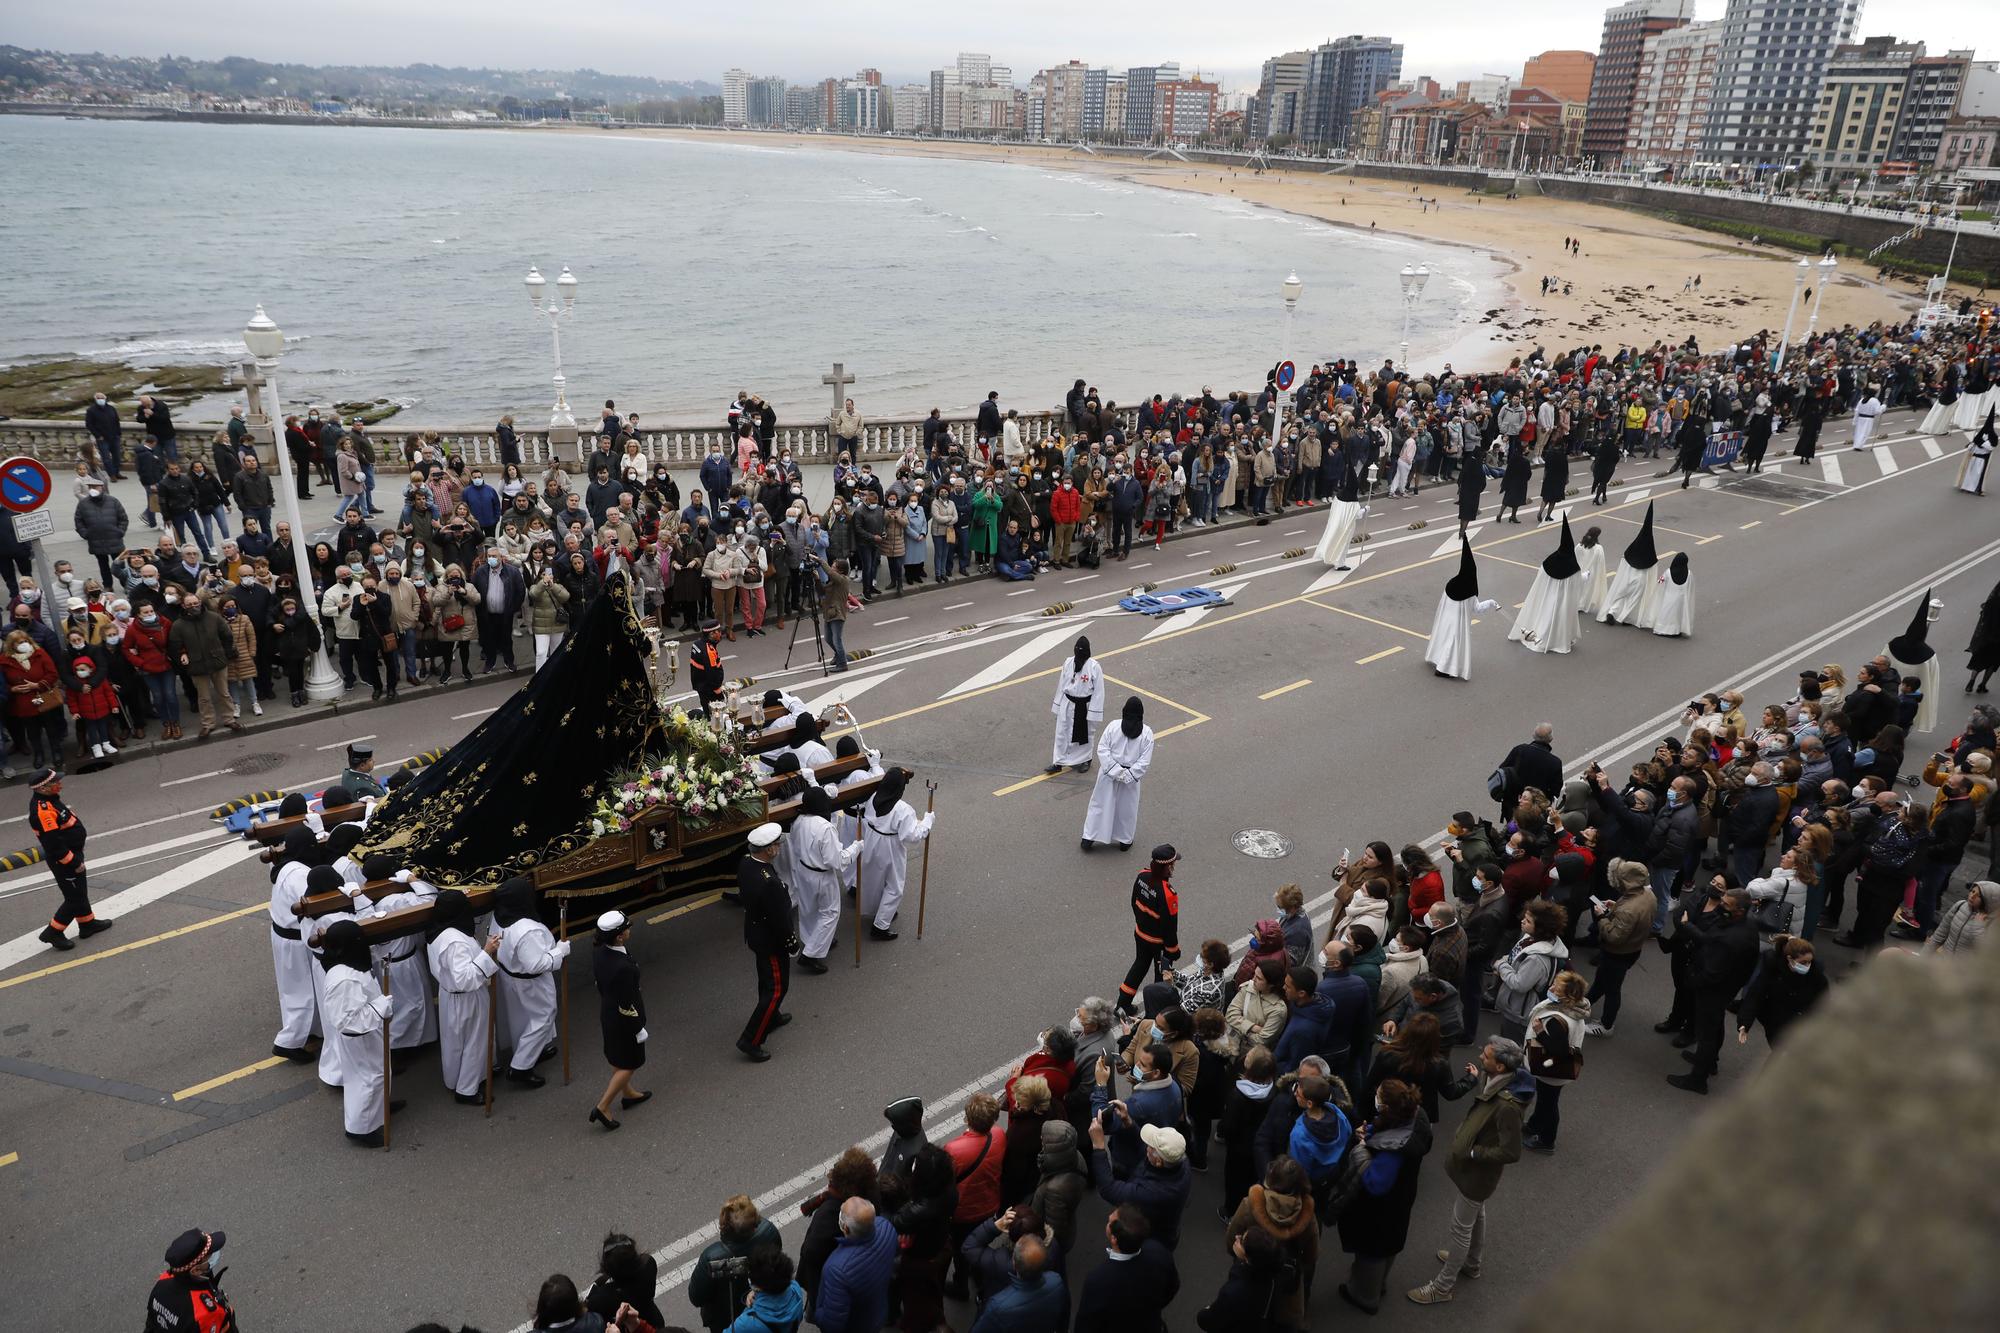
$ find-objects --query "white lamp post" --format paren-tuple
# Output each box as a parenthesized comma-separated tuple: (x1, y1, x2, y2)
(1271, 272, 1303, 466)
(1802, 253, 1837, 345)
(242, 306, 346, 704)
(1772, 256, 1811, 372)
(1397, 263, 1431, 371)
(525, 264, 580, 457)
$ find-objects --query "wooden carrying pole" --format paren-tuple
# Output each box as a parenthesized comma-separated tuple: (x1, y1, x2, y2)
(852, 811, 865, 970)
(558, 902, 572, 1087)
(380, 964, 393, 1151)
(484, 975, 497, 1118)
(917, 780, 937, 939)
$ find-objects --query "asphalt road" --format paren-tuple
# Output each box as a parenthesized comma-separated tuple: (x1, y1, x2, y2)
(3, 408, 1996, 1332)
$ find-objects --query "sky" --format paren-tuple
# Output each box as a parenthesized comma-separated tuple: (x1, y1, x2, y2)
(11, 0, 1988, 92)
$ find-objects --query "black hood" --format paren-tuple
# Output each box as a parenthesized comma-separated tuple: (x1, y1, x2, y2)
(1120, 696, 1145, 739)
(305, 864, 345, 898)
(429, 888, 475, 940)
(801, 786, 836, 819)
(1335, 468, 1361, 503)
(1621, 503, 1658, 570)
(1444, 537, 1479, 601)
(1886, 588, 1935, 665)
(319, 919, 373, 974)
(325, 822, 365, 860)
(871, 767, 909, 816)
(1669, 552, 1689, 586)
(1976, 408, 1996, 446)
(492, 876, 539, 928)
(1541, 516, 1580, 580)
(1072, 636, 1091, 671)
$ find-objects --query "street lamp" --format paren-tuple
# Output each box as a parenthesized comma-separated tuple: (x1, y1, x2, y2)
(1772, 256, 1811, 372)
(1802, 253, 1837, 345)
(1270, 273, 1303, 470)
(1397, 263, 1431, 371)
(524, 263, 581, 458)
(241, 305, 345, 704)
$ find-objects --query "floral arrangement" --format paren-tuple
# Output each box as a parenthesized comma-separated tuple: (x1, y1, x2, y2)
(589, 706, 764, 834)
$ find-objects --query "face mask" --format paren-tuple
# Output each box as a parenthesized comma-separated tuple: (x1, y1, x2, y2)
(1743, 774, 1761, 787)
(471, 476, 483, 485)
(13, 646, 31, 660)
(21, 590, 38, 606)
(140, 613, 157, 625)
(95, 396, 106, 406)
(68, 639, 85, 650)
(485, 556, 500, 571)
(112, 609, 129, 622)
(1666, 791, 1682, 806)
(1789, 960, 1811, 975)
(164, 591, 180, 604)
(1471, 875, 1485, 893)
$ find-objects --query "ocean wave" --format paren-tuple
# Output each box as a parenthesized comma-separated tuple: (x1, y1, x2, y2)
(1155, 231, 1198, 239)
(83, 334, 308, 361)
(949, 226, 989, 234)
(1050, 211, 1105, 219)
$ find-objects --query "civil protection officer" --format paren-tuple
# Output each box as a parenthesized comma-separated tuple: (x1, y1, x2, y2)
(143, 1227, 239, 1333)
(31, 768, 112, 951)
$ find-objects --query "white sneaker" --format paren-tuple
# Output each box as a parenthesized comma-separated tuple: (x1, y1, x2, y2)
(1586, 1021, 1613, 1037)
(102, 741, 118, 755)
(253, 701, 264, 716)
(90, 743, 105, 759)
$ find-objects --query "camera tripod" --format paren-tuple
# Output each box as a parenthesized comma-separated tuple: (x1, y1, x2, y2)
(784, 571, 830, 676)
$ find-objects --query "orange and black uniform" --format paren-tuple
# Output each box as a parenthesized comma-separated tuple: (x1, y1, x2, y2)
(689, 638, 725, 710)
(32, 789, 94, 931)
(1117, 865, 1180, 1010)
(144, 1271, 239, 1332)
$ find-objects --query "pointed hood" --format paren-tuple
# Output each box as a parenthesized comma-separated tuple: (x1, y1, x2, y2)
(1621, 503, 1658, 571)
(1887, 588, 1935, 665)
(1541, 515, 1581, 580)
(1977, 408, 1997, 447)
(1445, 537, 1479, 601)
(1335, 468, 1361, 504)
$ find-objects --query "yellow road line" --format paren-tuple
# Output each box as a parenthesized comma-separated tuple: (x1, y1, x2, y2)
(0, 903, 265, 993)
(1301, 599, 1431, 639)
(1258, 679, 1313, 701)
(173, 1055, 287, 1102)
(1356, 646, 1405, 665)
(1599, 512, 1717, 542)
(646, 890, 723, 926)
(1101, 674, 1212, 727)
(0, 1151, 17, 1168)
(1478, 553, 1542, 572)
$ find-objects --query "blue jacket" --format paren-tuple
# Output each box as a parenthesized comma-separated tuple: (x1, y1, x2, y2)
(1091, 1147, 1192, 1250)
(1286, 1104, 1351, 1183)
(1091, 1078, 1183, 1175)
(1108, 477, 1143, 515)
(969, 1272, 1067, 1333)
(727, 1281, 806, 1333)
(1272, 994, 1334, 1073)
(461, 481, 501, 530)
(701, 453, 734, 495)
(812, 1220, 898, 1333)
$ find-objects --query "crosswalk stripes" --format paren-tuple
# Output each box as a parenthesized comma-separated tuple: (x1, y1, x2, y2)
(1874, 448, 1899, 477)
(941, 626, 1083, 698)
(795, 669, 903, 714)
(1430, 529, 1480, 559)
(1821, 456, 1845, 486)
(1920, 438, 1944, 461)
(1304, 555, 1372, 594)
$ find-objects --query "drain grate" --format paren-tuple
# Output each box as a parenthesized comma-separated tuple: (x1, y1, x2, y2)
(1233, 829, 1294, 859)
(230, 752, 290, 776)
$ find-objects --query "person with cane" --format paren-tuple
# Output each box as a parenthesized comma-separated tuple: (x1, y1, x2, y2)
(917, 779, 937, 939)
(589, 910, 651, 1131)
(426, 888, 499, 1107)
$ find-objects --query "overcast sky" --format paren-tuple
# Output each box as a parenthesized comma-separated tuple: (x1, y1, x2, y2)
(13, 1, 1983, 90)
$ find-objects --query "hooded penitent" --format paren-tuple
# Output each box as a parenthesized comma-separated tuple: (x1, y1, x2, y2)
(305, 864, 345, 901)
(1542, 516, 1581, 580)
(319, 918, 373, 974)
(492, 876, 539, 929)
(1886, 587, 1940, 733)
(1120, 696, 1145, 739)
(1669, 553, 1689, 585)
(428, 888, 475, 940)
(1445, 536, 1479, 602)
(1622, 503, 1658, 570)
(871, 766, 909, 817)
(801, 785, 836, 820)
(1067, 637, 1095, 746)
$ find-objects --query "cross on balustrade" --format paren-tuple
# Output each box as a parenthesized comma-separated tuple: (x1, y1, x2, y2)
(822, 361, 856, 420)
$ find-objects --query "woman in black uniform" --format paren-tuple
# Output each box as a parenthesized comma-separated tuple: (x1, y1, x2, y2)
(590, 910, 652, 1131)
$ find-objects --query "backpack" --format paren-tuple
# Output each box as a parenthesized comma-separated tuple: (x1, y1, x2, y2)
(1526, 1012, 1584, 1083)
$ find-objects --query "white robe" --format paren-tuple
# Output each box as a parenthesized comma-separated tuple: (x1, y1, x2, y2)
(1509, 571, 1585, 654)
(788, 813, 860, 959)
(369, 883, 440, 1050)
(427, 927, 498, 1097)
(1956, 439, 1992, 495)
(1051, 658, 1106, 767)
(765, 738, 835, 778)
(1631, 558, 1669, 630)
(1083, 724, 1154, 847)
(310, 902, 367, 1087)
(835, 758, 885, 889)
(1575, 543, 1610, 616)
(1887, 649, 1941, 735)
(495, 919, 567, 1072)
(1651, 570, 1695, 637)
(269, 862, 321, 1049)
(859, 800, 934, 929)
(1425, 594, 1473, 680)
(1312, 498, 1363, 568)
(1596, 561, 1653, 625)
(1952, 389, 1984, 431)
(322, 963, 391, 1135)
(1850, 399, 1883, 449)
(1919, 399, 1955, 435)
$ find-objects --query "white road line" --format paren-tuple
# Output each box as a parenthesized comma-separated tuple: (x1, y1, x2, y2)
(1141, 581, 1251, 640)
(1184, 550, 1211, 557)
(873, 616, 909, 627)
(793, 669, 903, 714)
(1625, 488, 1652, 505)
(1431, 528, 1481, 558)
(0, 827, 234, 909)
(1131, 562, 1153, 569)
(1303, 554, 1371, 594)
(1005, 588, 1033, 596)
(314, 734, 375, 751)
(1235, 539, 1261, 547)
(1874, 448, 1900, 477)
(159, 768, 230, 789)
(1064, 575, 1100, 585)
(0, 842, 255, 973)
(944, 601, 974, 611)
(1920, 438, 1944, 461)
(942, 626, 1083, 697)
(1821, 456, 1845, 486)
(451, 707, 497, 721)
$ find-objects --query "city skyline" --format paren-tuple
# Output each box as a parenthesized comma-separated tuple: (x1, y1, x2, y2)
(8, 0, 1987, 91)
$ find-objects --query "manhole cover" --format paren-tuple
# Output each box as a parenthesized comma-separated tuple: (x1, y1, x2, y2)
(1233, 829, 1294, 859)
(231, 752, 289, 776)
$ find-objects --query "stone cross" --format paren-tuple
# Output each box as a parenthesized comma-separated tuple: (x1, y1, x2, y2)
(822, 361, 856, 420)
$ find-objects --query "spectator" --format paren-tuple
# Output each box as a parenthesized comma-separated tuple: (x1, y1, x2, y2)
(1027, 1120, 1089, 1254)
(583, 1232, 665, 1331)
(943, 1093, 1007, 1299)
(165, 590, 241, 737)
(1492, 899, 1570, 1043)
(1585, 859, 1657, 1037)
(725, 1249, 804, 1333)
(1224, 958, 1288, 1050)
(1221, 1156, 1317, 1332)
(1666, 889, 1760, 1095)
(1272, 885, 1313, 965)
(1216, 1043, 1276, 1219)
(1334, 1077, 1433, 1315)
(1195, 1226, 1290, 1333)
(1073, 1205, 1179, 1333)
(967, 1233, 1064, 1333)
(812, 1199, 897, 1333)
(1520, 970, 1590, 1152)
(1921, 880, 1992, 955)
(797, 1148, 876, 1304)
(689, 1196, 781, 1332)
(1737, 934, 1830, 1048)
(532, 1273, 607, 1332)
(1408, 1037, 1531, 1305)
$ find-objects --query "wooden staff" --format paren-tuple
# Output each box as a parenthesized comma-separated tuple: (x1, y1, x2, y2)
(851, 807, 865, 970)
(917, 779, 937, 939)
(557, 901, 572, 1087)
(483, 974, 497, 1118)
(380, 962, 393, 1151)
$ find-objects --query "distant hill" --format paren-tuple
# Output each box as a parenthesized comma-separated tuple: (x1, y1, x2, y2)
(0, 45, 716, 107)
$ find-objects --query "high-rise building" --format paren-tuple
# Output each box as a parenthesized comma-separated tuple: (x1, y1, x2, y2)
(989, 65, 1013, 90)
(1808, 37, 1924, 171)
(840, 80, 882, 131)
(1103, 76, 1126, 138)
(1124, 63, 1181, 140)
(783, 84, 820, 129)
(957, 53, 991, 86)
(1160, 78, 1220, 141)
(820, 78, 841, 129)
(856, 68, 883, 87)
(1255, 50, 1312, 139)
(1082, 67, 1110, 135)
(745, 76, 787, 128)
(1700, 0, 1863, 170)
(892, 83, 927, 133)
(1893, 52, 1973, 168)
(963, 84, 1014, 133)
(929, 68, 962, 133)
(1583, 1, 1696, 167)
(722, 68, 749, 126)
(1042, 60, 1089, 139)
(1521, 50, 1598, 105)
(1298, 37, 1403, 151)
(1625, 20, 1723, 166)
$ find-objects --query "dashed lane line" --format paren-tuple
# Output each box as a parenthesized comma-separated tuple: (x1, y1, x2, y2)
(1355, 645, 1405, 665)
(1258, 679, 1312, 701)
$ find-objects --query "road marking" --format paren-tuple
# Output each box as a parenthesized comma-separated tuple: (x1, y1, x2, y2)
(173, 1055, 288, 1102)
(1431, 528, 1481, 558)
(795, 669, 903, 714)
(1303, 554, 1371, 594)
(1183, 550, 1211, 558)
(1740, 521, 1761, 530)
(1625, 488, 1652, 505)
(0, 842, 258, 976)
(1234, 540, 1261, 547)
(1141, 581, 1249, 640)
(1131, 561, 1152, 569)
(992, 675, 1209, 797)
(315, 734, 375, 751)
(1600, 512, 1711, 541)
(0, 828, 234, 903)
(159, 768, 230, 789)
(944, 626, 1084, 697)
(1355, 646, 1405, 665)
(1005, 588, 1033, 596)
(1821, 456, 1844, 486)
(0, 902, 265, 992)
(873, 616, 908, 627)
(1920, 438, 1944, 461)
(945, 601, 974, 611)
(1400, 504, 1419, 511)
(1303, 598, 1431, 640)
(646, 890, 722, 926)
(1697, 534, 1724, 544)
(1064, 575, 1099, 585)
(0, 1151, 15, 1169)
(452, 707, 497, 721)
(1874, 448, 1899, 477)
(1258, 679, 1312, 700)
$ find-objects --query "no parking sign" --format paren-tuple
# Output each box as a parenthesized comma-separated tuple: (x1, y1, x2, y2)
(0, 456, 53, 514)
(1275, 361, 1297, 392)
(1, 455, 62, 635)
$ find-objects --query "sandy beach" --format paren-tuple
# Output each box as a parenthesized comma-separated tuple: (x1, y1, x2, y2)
(559, 124, 1935, 369)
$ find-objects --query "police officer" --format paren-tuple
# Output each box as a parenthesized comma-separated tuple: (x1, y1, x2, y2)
(144, 1227, 239, 1332)
(341, 742, 385, 800)
(736, 822, 797, 1063)
(1115, 843, 1180, 1016)
(689, 619, 726, 714)
(31, 768, 111, 951)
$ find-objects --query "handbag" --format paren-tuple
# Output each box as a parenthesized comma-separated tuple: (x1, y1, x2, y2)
(379, 633, 398, 654)
(29, 684, 64, 714)
(440, 612, 466, 634)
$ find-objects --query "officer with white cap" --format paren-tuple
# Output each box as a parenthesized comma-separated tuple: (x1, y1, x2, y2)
(736, 822, 797, 1062)
(590, 909, 651, 1131)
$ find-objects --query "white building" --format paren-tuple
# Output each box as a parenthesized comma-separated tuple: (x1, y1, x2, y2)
(1625, 20, 1722, 165)
(722, 67, 749, 126)
(1699, 0, 1863, 169)
(892, 83, 928, 133)
(957, 53, 991, 86)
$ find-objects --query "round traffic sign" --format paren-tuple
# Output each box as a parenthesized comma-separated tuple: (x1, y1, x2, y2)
(1276, 361, 1296, 391)
(0, 456, 53, 515)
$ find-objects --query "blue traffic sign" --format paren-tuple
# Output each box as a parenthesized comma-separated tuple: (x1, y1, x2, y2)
(0, 456, 53, 514)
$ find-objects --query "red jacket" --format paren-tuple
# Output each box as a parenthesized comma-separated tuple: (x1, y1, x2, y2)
(3, 646, 59, 718)
(121, 618, 173, 674)
(1006, 1051, 1075, 1110)
(66, 674, 119, 720)
(1049, 485, 1083, 525)
(1407, 869, 1446, 922)
(945, 1125, 1007, 1222)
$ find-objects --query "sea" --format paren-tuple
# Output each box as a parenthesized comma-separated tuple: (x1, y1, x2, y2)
(0, 115, 1503, 427)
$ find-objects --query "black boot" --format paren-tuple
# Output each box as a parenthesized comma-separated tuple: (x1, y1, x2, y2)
(291, 691, 306, 707)
(38, 925, 73, 952)
(78, 918, 114, 938)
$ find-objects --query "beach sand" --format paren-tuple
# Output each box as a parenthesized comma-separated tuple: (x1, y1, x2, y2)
(557, 125, 1935, 368)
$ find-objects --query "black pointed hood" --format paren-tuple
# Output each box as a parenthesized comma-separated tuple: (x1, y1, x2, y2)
(1445, 537, 1479, 601)
(1542, 516, 1580, 580)
(1120, 696, 1145, 739)
(1887, 588, 1935, 664)
(1977, 408, 1997, 447)
(1335, 468, 1361, 503)
(1621, 503, 1658, 570)
(1669, 552, 1689, 586)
